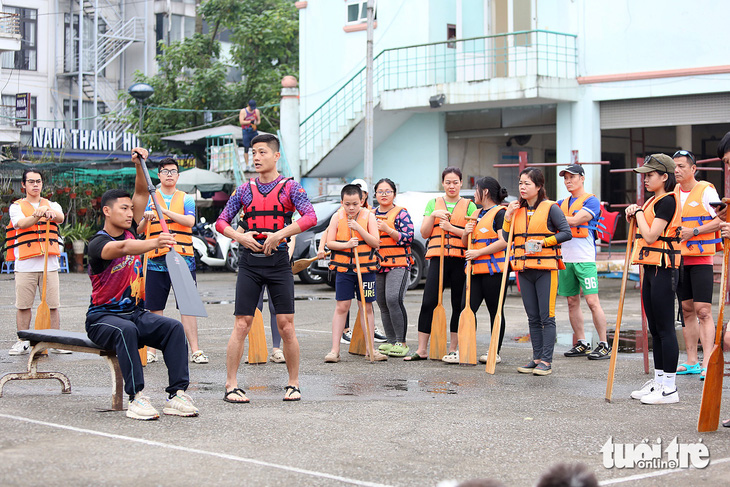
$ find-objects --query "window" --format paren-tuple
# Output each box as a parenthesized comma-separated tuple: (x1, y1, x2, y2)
(1, 7, 37, 71)
(346, 0, 376, 24)
(156, 13, 196, 53)
(447, 24, 456, 49)
(3, 94, 36, 132)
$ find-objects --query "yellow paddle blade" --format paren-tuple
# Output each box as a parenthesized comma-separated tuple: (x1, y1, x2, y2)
(247, 308, 268, 364)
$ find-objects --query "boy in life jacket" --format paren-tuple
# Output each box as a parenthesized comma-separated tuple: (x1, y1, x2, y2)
(6, 168, 66, 356)
(216, 134, 317, 403)
(239, 99, 261, 167)
(137, 158, 207, 365)
(557, 164, 610, 361)
(673, 150, 721, 379)
(324, 184, 387, 362)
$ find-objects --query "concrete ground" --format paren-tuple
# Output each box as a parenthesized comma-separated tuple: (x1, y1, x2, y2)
(0, 271, 728, 486)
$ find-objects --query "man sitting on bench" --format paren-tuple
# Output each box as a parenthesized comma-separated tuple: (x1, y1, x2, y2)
(86, 152, 199, 421)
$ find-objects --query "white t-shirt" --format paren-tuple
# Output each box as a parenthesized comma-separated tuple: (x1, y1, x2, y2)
(9, 200, 64, 272)
(678, 184, 719, 218)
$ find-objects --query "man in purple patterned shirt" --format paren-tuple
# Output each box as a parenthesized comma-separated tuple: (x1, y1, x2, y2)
(216, 134, 316, 403)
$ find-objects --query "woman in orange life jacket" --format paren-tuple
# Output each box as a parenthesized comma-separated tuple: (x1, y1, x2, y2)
(404, 167, 478, 362)
(504, 168, 571, 376)
(625, 154, 682, 405)
(373, 178, 415, 358)
(461, 176, 509, 365)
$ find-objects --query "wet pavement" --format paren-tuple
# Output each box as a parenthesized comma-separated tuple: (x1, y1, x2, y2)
(0, 271, 728, 486)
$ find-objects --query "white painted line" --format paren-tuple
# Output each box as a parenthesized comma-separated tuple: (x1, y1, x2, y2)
(0, 413, 392, 487)
(599, 457, 730, 485)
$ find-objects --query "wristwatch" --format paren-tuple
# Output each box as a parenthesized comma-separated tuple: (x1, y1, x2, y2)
(693, 227, 700, 237)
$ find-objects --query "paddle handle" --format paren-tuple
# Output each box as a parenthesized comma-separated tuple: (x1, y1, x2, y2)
(485, 222, 514, 374)
(437, 218, 445, 305)
(40, 220, 50, 301)
(463, 214, 477, 301)
(134, 152, 170, 234)
(605, 218, 637, 402)
(714, 238, 729, 346)
(351, 225, 374, 362)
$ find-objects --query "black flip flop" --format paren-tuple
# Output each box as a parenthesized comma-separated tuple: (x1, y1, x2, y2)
(223, 388, 250, 404)
(404, 352, 426, 361)
(283, 385, 301, 401)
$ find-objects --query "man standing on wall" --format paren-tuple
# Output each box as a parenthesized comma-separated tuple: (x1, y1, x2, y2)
(557, 164, 611, 360)
(239, 99, 261, 168)
(7, 169, 68, 356)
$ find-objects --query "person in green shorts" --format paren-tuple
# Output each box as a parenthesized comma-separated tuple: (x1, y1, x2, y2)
(557, 165, 610, 360)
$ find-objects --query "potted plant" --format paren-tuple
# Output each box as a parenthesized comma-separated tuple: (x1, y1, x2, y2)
(60, 222, 98, 272)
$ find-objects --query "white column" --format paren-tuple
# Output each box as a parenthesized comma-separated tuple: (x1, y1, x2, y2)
(280, 76, 300, 181)
(676, 125, 692, 151)
(556, 99, 601, 199)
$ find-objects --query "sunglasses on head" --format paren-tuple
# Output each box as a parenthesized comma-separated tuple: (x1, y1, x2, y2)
(672, 150, 696, 164)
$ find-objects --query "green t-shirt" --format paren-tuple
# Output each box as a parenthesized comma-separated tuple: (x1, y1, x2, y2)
(424, 198, 478, 217)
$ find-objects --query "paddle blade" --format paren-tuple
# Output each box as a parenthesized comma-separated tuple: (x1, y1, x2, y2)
(139, 346, 148, 366)
(34, 302, 51, 330)
(458, 311, 477, 365)
(166, 250, 207, 317)
(429, 305, 448, 360)
(348, 309, 366, 356)
(247, 309, 268, 364)
(697, 345, 725, 432)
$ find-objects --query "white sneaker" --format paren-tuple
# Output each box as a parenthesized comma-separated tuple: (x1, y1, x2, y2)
(147, 351, 158, 363)
(190, 350, 209, 364)
(49, 348, 72, 354)
(163, 390, 199, 417)
(442, 351, 459, 363)
(630, 379, 660, 400)
(478, 352, 501, 364)
(126, 394, 160, 420)
(9, 340, 30, 356)
(640, 385, 679, 405)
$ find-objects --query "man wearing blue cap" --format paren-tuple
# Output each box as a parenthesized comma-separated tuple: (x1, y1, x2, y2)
(239, 99, 261, 167)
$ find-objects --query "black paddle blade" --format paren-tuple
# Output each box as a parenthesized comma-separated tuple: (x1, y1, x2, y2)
(166, 250, 208, 317)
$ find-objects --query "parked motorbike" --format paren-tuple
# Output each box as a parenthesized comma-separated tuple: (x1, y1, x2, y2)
(191, 217, 239, 272)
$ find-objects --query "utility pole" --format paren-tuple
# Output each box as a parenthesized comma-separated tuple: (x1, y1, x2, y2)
(364, 0, 374, 188)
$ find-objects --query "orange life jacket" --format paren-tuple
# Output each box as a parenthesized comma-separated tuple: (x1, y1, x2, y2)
(425, 197, 469, 260)
(329, 208, 379, 273)
(632, 192, 682, 267)
(511, 200, 565, 271)
(471, 205, 507, 275)
(5, 198, 61, 261)
(146, 191, 194, 258)
(376, 206, 413, 268)
(675, 181, 722, 256)
(560, 192, 600, 238)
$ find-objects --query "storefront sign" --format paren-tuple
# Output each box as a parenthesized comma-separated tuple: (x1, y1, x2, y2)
(32, 127, 141, 152)
(15, 93, 30, 127)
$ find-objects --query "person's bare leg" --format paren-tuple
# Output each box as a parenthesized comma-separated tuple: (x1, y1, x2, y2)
(567, 294, 585, 341)
(449, 332, 458, 353)
(680, 299, 700, 367)
(585, 294, 608, 342)
(181, 315, 200, 352)
(405, 332, 430, 359)
(695, 302, 715, 370)
(330, 300, 351, 355)
(225, 315, 253, 396)
(50, 309, 60, 329)
(16, 309, 31, 331)
(276, 314, 299, 388)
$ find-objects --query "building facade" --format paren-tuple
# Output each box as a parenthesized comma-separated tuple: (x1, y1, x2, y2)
(296, 0, 730, 212)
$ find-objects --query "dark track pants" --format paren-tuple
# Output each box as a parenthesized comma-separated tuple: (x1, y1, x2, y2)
(467, 272, 506, 353)
(86, 308, 189, 398)
(517, 269, 558, 363)
(418, 256, 466, 334)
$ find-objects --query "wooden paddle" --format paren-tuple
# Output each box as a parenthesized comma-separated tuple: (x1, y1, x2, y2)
(458, 215, 477, 365)
(485, 222, 515, 374)
(605, 218, 637, 402)
(139, 226, 150, 366)
(247, 308, 268, 364)
(291, 253, 329, 274)
(33, 220, 51, 331)
(348, 308, 366, 355)
(136, 152, 207, 317)
(429, 220, 448, 360)
(351, 222, 374, 362)
(697, 236, 729, 431)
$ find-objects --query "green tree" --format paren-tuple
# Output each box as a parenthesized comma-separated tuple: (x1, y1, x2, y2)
(120, 0, 298, 155)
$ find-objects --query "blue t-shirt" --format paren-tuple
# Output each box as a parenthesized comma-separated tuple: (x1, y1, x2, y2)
(145, 192, 196, 272)
(557, 194, 601, 262)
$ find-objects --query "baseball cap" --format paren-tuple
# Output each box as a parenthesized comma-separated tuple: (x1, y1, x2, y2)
(248, 99, 256, 109)
(350, 178, 368, 194)
(634, 154, 675, 174)
(558, 164, 585, 177)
